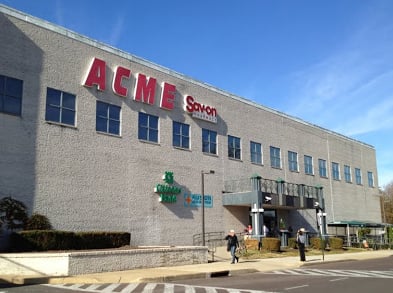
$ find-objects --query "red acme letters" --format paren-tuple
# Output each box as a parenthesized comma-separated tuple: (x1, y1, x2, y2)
(83, 57, 175, 110)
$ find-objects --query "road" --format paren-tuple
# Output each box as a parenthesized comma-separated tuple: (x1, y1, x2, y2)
(1, 256, 392, 293)
(171, 256, 393, 292)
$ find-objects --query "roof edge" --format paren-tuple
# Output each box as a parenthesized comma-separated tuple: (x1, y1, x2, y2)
(0, 4, 375, 150)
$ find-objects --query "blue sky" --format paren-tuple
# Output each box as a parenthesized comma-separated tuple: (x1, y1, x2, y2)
(2, 0, 393, 189)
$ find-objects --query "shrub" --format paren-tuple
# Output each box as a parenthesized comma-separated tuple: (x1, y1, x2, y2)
(25, 213, 52, 230)
(0, 196, 28, 231)
(310, 236, 343, 250)
(261, 237, 280, 252)
(9, 230, 131, 252)
(310, 237, 324, 249)
(328, 237, 343, 249)
(10, 230, 75, 251)
(288, 237, 297, 249)
(358, 228, 371, 239)
(245, 238, 259, 250)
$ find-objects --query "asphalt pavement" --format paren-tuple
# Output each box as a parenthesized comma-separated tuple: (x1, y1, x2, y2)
(2, 247, 393, 285)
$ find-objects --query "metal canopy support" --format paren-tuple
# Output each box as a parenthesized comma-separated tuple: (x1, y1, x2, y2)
(250, 175, 264, 240)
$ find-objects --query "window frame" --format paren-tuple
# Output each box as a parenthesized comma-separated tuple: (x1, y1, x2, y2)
(288, 151, 298, 172)
(332, 162, 340, 180)
(304, 155, 314, 175)
(228, 135, 241, 160)
(355, 168, 362, 185)
(173, 121, 190, 149)
(344, 165, 352, 183)
(0, 75, 23, 116)
(138, 112, 159, 143)
(318, 159, 327, 178)
(202, 128, 217, 155)
(250, 141, 262, 165)
(96, 101, 121, 136)
(270, 146, 281, 169)
(45, 87, 76, 126)
(367, 171, 374, 187)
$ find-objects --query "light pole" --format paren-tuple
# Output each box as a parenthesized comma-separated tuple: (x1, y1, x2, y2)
(201, 170, 215, 246)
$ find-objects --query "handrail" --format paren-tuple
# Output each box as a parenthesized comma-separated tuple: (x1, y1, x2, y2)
(223, 177, 319, 199)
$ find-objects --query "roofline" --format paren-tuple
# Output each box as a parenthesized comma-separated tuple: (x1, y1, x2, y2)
(0, 4, 375, 150)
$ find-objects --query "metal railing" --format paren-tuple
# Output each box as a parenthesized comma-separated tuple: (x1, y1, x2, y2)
(193, 231, 226, 262)
(223, 177, 319, 200)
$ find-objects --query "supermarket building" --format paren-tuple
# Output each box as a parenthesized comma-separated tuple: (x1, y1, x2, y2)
(0, 5, 381, 246)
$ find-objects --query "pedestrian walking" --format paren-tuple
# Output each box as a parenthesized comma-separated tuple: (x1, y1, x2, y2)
(225, 229, 239, 264)
(296, 228, 306, 261)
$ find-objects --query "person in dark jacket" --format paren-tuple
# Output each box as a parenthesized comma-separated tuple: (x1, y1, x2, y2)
(225, 229, 239, 264)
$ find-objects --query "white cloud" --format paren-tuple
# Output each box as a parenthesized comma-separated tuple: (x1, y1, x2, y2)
(334, 93, 393, 136)
(285, 19, 393, 138)
(107, 14, 125, 47)
(54, 0, 64, 26)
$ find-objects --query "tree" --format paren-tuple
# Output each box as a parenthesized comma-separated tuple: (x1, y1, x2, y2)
(25, 213, 52, 230)
(381, 182, 393, 224)
(0, 197, 28, 231)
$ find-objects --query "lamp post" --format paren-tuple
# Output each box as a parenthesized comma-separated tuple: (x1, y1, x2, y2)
(201, 170, 215, 246)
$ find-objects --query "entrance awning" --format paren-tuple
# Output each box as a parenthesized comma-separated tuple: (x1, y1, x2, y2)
(328, 220, 386, 228)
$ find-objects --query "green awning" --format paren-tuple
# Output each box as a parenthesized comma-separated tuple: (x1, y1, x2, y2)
(328, 220, 385, 227)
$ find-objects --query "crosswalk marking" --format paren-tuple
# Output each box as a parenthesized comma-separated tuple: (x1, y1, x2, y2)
(184, 284, 195, 293)
(45, 282, 276, 293)
(266, 269, 393, 279)
(142, 282, 156, 292)
(101, 283, 124, 292)
(118, 283, 139, 293)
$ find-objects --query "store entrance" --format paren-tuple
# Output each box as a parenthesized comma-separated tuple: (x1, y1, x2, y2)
(248, 209, 277, 237)
(264, 209, 278, 237)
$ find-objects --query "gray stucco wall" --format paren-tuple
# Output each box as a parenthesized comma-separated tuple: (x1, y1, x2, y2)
(0, 5, 380, 247)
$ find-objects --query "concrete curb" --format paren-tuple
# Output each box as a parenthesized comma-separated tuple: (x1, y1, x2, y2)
(2, 250, 392, 285)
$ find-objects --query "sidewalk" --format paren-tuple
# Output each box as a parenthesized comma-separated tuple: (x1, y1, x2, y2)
(2, 248, 393, 285)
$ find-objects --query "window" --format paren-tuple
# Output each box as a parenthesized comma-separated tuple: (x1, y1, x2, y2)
(344, 165, 352, 183)
(355, 168, 362, 185)
(96, 101, 121, 135)
(250, 141, 262, 164)
(288, 151, 298, 172)
(332, 162, 340, 180)
(270, 146, 281, 168)
(304, 155, 313, 175)
(202, 129, 217, 155)
(367, 171, 374, 187)
(319, 159, 327, 177)
(173, 121, 190, 149)
(228, 135, 241, 159)
(45, 87, 76, 126)
(138, 112, 158, 142)
(0, 75, 23, 116)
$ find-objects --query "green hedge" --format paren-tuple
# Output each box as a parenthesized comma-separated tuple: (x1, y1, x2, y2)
(9, 230, 130, 252)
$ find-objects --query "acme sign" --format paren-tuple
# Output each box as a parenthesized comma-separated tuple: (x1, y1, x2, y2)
(83, 57, 217, 123)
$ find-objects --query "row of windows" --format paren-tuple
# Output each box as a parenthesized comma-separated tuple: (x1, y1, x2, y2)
(1, 75, 375, 188)
(285, 152, 374, 187)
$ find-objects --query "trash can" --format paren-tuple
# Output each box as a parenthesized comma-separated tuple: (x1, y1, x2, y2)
(280, 230, 289, 247)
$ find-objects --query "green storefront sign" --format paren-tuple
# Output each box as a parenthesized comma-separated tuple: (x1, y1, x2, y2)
(154, 171, 181, 203)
